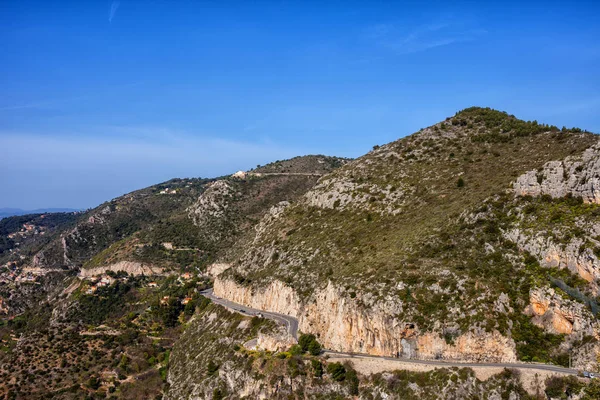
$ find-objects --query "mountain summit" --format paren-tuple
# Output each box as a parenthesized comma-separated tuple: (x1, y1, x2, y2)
(2, 109, 600, 399)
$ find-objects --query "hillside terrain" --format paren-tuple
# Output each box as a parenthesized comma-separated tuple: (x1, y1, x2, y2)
(0, 155, 349, 399)
(214, 109, 600, 367)
(0, 208, 79, 220)
(2, 109, 600, 399)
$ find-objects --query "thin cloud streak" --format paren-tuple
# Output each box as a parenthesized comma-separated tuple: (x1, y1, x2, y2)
(365, 21, 487, 54)
(0, 128, 309, 209)
(109, 1, 120, 23)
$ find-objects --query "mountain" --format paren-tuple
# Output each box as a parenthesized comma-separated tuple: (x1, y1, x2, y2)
(173, 107, 600, 398)
(2, 110, 600, 399)
(0, 155, 350, 399)
(0, 208, 80, 219)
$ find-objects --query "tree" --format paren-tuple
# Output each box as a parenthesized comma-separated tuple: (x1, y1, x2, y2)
(308, 340, 321, 356)
(119, 354, 129, 372)
(346, 367, 359, 395)
(299, 334, 316, 352)
(207, 360, 219, 376)
(298, 333, 322, 355)
(311, 359, 323, 378)
(184, 300, 196, 316)
(457, 177, 465, 188)
(327, 362, 346, 381)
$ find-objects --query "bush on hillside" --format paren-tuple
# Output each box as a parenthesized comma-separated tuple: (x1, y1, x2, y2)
(327, 362, 346, 381)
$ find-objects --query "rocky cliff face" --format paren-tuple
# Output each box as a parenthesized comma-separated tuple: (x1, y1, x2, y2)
(214, 277, 517, 362)
(525, 286, 600, 370)
(505, 228, 600, 286)
(514, 143, 600, 203)
(525, 287, 598, 336)
(187, 180, 235, 230)
(78, 261, 163, 278)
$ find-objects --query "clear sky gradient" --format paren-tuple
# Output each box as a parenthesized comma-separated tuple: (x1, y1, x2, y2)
(1, 0, 599, 209)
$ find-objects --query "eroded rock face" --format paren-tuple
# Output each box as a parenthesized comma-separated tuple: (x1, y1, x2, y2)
(524, 287, 598, 336)
(514, 143, 600, 203)
(187, 180, 235, 227)
(505, 228, 600, 285)
(214, 278, 517, 362)
(257, 330, 296, 352)
(253, 202, 289, 244)
(205, 262, 230, 278)
(214, 279, 300, 318)
(303, 177, 408, 215)
(78, 261, 163, 278)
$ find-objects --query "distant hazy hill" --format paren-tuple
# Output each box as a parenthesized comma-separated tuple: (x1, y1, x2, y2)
(0, 207, 79, 219)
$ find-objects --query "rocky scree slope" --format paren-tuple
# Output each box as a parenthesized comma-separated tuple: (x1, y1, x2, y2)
(214, 107, 600, 366)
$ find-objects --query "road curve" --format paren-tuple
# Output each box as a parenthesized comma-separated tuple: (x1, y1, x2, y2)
(200, 289, 298, 339)
(200, 289, 580, 376)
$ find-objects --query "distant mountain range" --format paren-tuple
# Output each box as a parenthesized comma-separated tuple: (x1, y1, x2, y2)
(0, 207, 79, 219)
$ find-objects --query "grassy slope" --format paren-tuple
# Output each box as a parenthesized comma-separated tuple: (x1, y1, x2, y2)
(226, 107, 599, 364)
(234, 108, 597, 291)
(81, 156, 348, 271)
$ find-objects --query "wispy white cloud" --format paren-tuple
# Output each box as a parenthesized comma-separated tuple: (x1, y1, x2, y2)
(0, 82, 143, 112)
(0, 127, 308, 209)
(0, 128, 302, 173)
(364, 20, 486, 54)
(109, 1, 120, 23)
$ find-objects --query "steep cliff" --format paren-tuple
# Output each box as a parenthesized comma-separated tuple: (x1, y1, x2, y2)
(214, 277, 517, 362)
(215, 107, 600, 366)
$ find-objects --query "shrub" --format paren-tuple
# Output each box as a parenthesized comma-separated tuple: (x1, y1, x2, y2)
(308, 340, 322, 356)
(212, 388, 224, 400)
(207, 360, 219, 376)
(87, 375, 101, 390)
(311, 359, 323, 378)
(346, 367, 359, 395)
(289, 345, 303, 356)
(457, 177, 465, 188)
(327, 362, 346, 381)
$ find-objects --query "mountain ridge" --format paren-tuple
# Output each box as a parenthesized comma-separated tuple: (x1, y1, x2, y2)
(3, 108, 600, 399)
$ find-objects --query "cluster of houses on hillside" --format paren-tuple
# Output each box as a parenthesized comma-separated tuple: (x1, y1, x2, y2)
(0, 263, 44, 284)
(84, 275, 118, 294)
(7, 222, 46, 243)
(160, 295, 193, 305)
(158, 188, 177, 195)
(82, 270, 196, 295)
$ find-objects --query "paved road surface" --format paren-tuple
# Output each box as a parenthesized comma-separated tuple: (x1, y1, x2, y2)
(249, 172, 323, 177)
(200, 289, 580, 376)
(201, 289, 298, 339)
(325, 351, 579, 375)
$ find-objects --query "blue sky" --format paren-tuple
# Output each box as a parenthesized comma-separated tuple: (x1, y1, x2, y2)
(1, 0, 599, 210)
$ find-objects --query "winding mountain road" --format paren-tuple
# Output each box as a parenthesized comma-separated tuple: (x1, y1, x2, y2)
(201, 289, 298, 339)
(200, 289, 581, 376)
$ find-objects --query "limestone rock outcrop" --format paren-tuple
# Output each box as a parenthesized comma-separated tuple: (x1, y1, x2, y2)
(187, 180, 235, 227)
(514, 143, 600, 203)
(78, 261, 163, 278)
(257, 330, 296, 352)
(504, 228, 600, 286)
(214, 278, 517, 363)
(525, 287, 598, 336)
